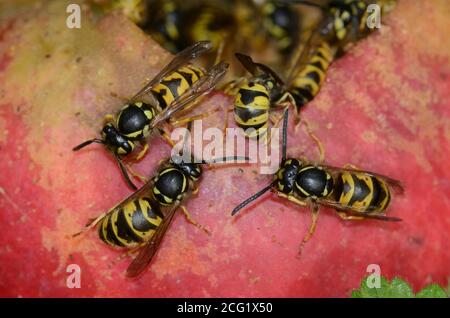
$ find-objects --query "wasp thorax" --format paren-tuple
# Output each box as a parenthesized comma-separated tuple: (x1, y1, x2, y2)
(257, 76, 283, 103)
(117, 103, 154, 139)
(152, 167, 188, 206)
(295, 165, 334, 198)
(275, 158, 301, 194)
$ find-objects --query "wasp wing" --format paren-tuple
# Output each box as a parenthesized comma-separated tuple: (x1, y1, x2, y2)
(148, 61, 229, 129)
(72, 172, 160, 237)
(325, 165, 404, 194)
(273, 188, 401, 222)
(130, 41, 213, 102)
(314, 197, 402, 222)
(235, 53, 285, 85)
(126, 203, 179, 278)
(284, 16, 335, 86)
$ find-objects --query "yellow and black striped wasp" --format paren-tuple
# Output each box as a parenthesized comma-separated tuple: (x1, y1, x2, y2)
(231, 108, 404, 253)
(142, 0, 237, 56)
(286, 0, 397, 54)
(254, 0, 302, 56)
(72, 41, 229, 190)
(74, 124, 248, 278)
(228, 29, 336, 140)
(142, 0, 303, 67)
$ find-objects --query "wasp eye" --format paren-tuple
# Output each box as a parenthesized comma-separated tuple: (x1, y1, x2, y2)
(102, 124, 115, 134)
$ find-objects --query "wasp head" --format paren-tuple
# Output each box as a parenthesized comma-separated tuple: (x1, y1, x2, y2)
(102, 123, 135, 156)
(274, 158, 302, 194)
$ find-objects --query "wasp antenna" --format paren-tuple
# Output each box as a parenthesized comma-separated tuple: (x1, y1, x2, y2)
(282, 108, 289, 163)
(72, 138, 104, 151)
(113, 153, 138, 190)
(231, 181, 277, 216)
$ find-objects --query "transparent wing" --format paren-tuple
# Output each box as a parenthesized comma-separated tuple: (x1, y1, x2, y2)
(126, 203, 179, 278)
(102, 173, 160, 219)
(325, 165, 404, 194)
(148, 61, 229, 129)
(72, 173, 159, 237)
(285, 16, 333, 86)
(315, 197, 402, 222)
(235, 53, 285, 85)
(130, 41, 213, 102)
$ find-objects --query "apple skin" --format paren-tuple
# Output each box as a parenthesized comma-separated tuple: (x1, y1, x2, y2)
(0, 0, 449, 297)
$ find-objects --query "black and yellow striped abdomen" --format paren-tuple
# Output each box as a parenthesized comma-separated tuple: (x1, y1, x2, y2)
(151, 65, 205, 110)
(289, 42, 334, 110)
(234, 81, 271, 139)
(334, 172, 391, 213)
(330, 0, 368, 41)
(99, 197, 163, 248)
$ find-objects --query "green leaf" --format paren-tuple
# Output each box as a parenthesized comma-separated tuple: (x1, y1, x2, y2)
(352, 275, 449, 298)
(351, 290, 362, 298)
(352, 275, 396, 298)
(384, 277, 414, 298)
(415, 284, 448, 298)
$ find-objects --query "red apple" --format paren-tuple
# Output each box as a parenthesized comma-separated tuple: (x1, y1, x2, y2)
(0, 0, 449, 297)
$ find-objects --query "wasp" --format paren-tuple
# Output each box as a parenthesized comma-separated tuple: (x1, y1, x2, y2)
(72, 41, 229, 190)
(229, 31, 336, 140)
(142, 0, 191, 54)
(143, 0, 287, 69)
(288, 38, 336, 109)
(143, 0, 236, 57)
(231, 108, 403, 252)
(230, 53, 289, 139)
(256, 0, 302, 56)
(288, 0, 397, 54)
(74, 125, 248, 278)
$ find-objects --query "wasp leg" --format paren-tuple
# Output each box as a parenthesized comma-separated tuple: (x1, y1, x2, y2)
(298, 200, 320, 256)
(299, 118, 325, 163)
(222, 77, 246, 95)
(265, 105, 290, 147)
(180, 205, 211, 235)
(275, 191, 308, 207)
(135, 143, 149, 161)
(192, 186, 199, 195)
(104, 114, 115, 122)
(343, 163, 360, 170)
(72, 212, 107, 238)
(336, 211, 366, 221)
(214, 40, 226, 66)
(266, 115, 282, 147)
(157, 128, 175, 148)
(124, 162, 148, 183)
